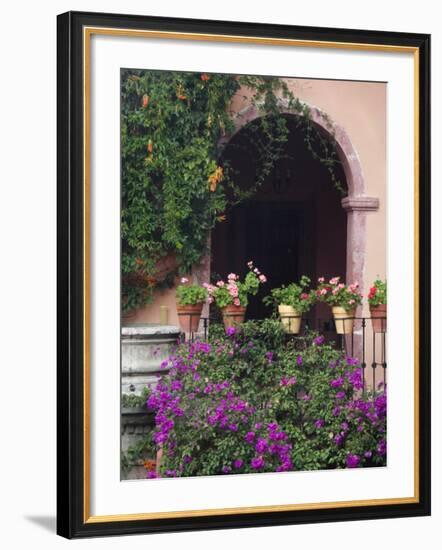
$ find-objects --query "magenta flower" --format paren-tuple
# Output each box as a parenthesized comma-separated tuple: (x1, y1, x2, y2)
(330, 377, 344, 388)
(314, 419, 325, 429)
(255, 438, 268, 453)
(346, 454, 361, 468)
(296, 355, 303, 366)
(233, 459, 244, 469)
(245, 431, 255, 443)
(313, 335, 325, 346)
(251, 456, 265, 469)
(377, 439, 386, 456)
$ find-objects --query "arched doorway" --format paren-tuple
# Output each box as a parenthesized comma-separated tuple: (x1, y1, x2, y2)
(211, 99, 380, 324)
(211, 114, 347, 322)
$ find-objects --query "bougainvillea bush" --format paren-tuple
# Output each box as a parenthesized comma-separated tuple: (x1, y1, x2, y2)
(143, 320, 386, 478)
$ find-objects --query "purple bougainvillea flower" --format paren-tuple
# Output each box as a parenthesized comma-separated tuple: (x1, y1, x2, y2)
(330, 376, 344, 388)
(346, 356, 359, 366)
(245, 431, 255, 443)
(296, 355, 303, 366)
(170, 380, 182, 392)
(364, 451, 373, 459)
(147, 471, 158, 479)
(313, 335, 325, 346)
(346, 454, 361, 468)
(222, 466, 232, 474)
(280, 376, 297, 387)
(251, 456, 265, 469)
(332, 406, 341, 416)
(314, 419, 325, 429)
(254, 422, 262, 430)
(334, 433, 345, 446)
(233, 459, 244, 469)
(255, 438, 268, 453)
(265, 351, 274, 363)
(226, 327, 236, 336)
(377, 439, 387, 456)
(336, 391, 346, 400)
(347, 368, 363, 390)
(183, 455, 192, 464)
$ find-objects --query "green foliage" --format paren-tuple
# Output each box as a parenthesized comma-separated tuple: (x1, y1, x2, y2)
(121, 70, 345, 311)
(121, 387, 151, 409)
(175, 280, 207, 305)
(368, 279, 387, 306)
(263, 275, 313, 313)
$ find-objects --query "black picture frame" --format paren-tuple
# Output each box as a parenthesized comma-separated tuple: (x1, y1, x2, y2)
(57, 10, 431, 539)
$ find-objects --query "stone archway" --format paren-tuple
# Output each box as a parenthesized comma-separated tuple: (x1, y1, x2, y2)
(219, 98, 380, 307)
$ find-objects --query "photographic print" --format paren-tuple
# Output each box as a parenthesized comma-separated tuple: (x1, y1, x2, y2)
(57, 11, 430, 537)
(120, 69, 388, 481)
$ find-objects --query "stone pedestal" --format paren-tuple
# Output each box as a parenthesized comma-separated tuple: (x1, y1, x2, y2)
(121, 324, 180, 480)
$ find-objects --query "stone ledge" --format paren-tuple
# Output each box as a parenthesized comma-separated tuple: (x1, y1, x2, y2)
(122, 324, 180, 338)
(341, 196, 380, 212)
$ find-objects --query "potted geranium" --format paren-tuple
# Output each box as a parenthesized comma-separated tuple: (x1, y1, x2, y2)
(206, 261, 266, 329)
(175, 277, 207, 333)
(316, 276, 362, 334)
(263, 276, 313, 334)
(368, 279, 387, 333)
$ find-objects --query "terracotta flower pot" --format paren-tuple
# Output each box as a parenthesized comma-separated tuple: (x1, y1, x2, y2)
(332, 306, 355, 335)
(176, 303, 203, 333)
(278, 305, 302, 334)
(122, 309, 137, 326)
(221, 305, 246, 329)
(370, 304, 387, 333)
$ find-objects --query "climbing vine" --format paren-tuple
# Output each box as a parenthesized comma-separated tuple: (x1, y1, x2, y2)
(121, 69, 343, 311)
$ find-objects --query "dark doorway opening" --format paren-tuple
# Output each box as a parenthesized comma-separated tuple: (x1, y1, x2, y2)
(211, 115, 348, 323)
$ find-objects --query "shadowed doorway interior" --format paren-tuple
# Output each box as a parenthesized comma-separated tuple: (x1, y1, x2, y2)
(211, 115, 348, 324)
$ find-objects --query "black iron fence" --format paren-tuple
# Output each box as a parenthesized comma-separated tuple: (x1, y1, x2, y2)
(177, 313, 386, 393)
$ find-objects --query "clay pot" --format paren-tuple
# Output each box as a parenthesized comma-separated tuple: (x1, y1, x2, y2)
(370, 304, 387, 333)
(221, 305, 246, 329)
(278, 305, 302, 334)
(122, 309, 137, 326)
(332, 306, 355, 335)
(176, 303, 203, 333)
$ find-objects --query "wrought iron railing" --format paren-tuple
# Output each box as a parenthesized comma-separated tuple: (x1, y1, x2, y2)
(177, 313, 387, 393)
